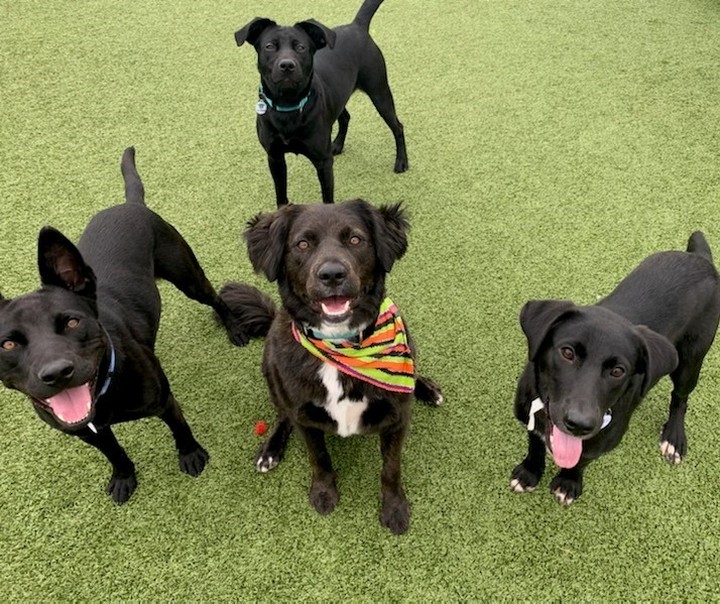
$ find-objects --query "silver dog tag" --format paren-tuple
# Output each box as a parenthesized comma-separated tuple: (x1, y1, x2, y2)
(255, 100, 267, 115)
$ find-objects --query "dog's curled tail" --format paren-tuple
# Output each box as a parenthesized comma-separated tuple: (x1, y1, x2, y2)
(217, 282, 276, 346)
(687, 231, 713, 262)
(354, 0, 384, 31)
(121, 146, 146, 205)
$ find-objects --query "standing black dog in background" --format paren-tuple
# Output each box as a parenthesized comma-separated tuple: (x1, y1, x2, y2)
(511, 232, 720, 505)
(235, 0, 408, 206)
(0, 148, 261, 504)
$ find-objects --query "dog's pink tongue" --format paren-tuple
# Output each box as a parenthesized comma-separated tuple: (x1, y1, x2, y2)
(551, 424, 583, 468)
(45, 384, 92, 424)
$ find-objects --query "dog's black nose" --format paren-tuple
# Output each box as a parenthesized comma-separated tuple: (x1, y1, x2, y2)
(38, 359, 75, 386)
(278, 59, 296, 72)
(563, 409, 595, 436)
(318, 261, 347, 285)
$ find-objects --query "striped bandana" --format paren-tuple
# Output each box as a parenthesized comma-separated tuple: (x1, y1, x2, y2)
(292, 297, 416, 393)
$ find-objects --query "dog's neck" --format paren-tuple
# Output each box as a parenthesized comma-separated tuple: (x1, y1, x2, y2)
(96, 325, 117, 399)
(304, 320, 368, 343)
(259, 81, 313, 113)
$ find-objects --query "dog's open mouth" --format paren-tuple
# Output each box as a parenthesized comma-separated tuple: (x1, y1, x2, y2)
(35, 381, 95, 428)
(319, 296, 353, 321)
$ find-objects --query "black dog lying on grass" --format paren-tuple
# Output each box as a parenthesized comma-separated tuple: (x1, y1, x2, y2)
(220, 200, 442, 534)
(511, 232, 720, 505)
(0, 148, 257, 504)
(235, 0, 408, 205)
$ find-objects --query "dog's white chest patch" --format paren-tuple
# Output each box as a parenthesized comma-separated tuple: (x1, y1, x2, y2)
(318, 364, 368, 437)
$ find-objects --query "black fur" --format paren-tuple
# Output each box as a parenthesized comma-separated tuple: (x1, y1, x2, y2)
(235, 0, 408, 205)
(0, 147, 260, 504)
(222, 200, 441, 534)
(511, 232, 720, 504)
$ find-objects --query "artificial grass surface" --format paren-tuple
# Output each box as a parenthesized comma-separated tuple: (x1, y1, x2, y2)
(1, 0, 719, 600)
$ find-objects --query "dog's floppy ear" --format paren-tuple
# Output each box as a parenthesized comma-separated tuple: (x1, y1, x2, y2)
(353, 200, 409, 274)
(37, 227, 96, 298)
(235, 17, 277, 47)
(520, 300, 577, 361)
(634, 325, 678, 396)
(245, 206, 296, 282)
(294, 19, 336, 50)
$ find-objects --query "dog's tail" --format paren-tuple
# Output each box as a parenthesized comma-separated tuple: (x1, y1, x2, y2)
(216, 282, 276, 344)
(353, 0, 384, 31)
(687, 231, 713, 262)
(121, 146, 146, 205)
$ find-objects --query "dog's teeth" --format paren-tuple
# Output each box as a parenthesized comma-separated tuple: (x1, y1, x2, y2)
(88, 422, 98, 434)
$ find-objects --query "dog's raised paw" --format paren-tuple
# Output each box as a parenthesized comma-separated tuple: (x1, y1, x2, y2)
(659, 440, 683, 465)
(107, 471, 138, 505)
(179, 446, 209, 477)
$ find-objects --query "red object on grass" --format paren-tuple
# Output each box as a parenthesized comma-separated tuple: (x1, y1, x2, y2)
(254, 420, 268, 436)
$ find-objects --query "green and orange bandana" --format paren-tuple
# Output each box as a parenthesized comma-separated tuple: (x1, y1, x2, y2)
(292, 298, 416, 393)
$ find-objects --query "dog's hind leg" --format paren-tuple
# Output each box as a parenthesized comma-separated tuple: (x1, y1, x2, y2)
(159, 394, 209, 477)
(331, 109, 351, 156)
(77, 428, 137, 504)
(358, 63, 408, 173)
(256, 415, 293, 472)
(151, 218, 251, 346)
(414, 375, 443, 406)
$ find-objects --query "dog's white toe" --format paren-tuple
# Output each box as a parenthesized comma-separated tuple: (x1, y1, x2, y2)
(510, 478, 535, 493)
(553, 489, 575, 506)
(659, 440, 682, 464)
(256, 455, 277, 473)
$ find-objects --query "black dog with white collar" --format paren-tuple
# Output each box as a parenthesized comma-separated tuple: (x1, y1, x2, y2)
(511, 232, 720, 504)
(235, 0, 408, 205)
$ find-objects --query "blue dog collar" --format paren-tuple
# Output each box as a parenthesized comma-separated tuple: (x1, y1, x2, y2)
(97, 325, 116, 399)
(85, 326, 116, 435)
(258, 85, 311, 113)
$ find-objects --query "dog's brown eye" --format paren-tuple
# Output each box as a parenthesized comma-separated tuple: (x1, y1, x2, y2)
(349, 235, 362, 246)
(297, 240, 309, 250)
(295, 43, 306, 52)
(609, 366, 625, 378)
(560, 346, 575, 361)
(66, 318, 80, 329)
(264, 42, 276, 51)
(1, 340, 16, 351)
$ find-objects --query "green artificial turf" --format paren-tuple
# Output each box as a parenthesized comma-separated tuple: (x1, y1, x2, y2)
(1, 0, 720, 600)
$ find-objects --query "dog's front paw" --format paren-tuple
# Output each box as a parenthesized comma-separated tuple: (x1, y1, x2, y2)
(414, 375, 444, 406)
(309, 477, 339, 515)
(660, 422, 686, 465)
(179, 445, 209, 477)
(510, 462, 542, 493)
(381, 493, 410, 535)
(107, 470, 138, 505)
(255, 441, 284, 473)
(550, 472, 582, 506)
